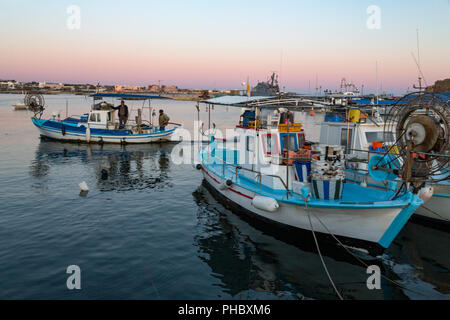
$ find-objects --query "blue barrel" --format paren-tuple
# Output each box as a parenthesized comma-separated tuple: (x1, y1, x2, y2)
(293, 160, 312, 183)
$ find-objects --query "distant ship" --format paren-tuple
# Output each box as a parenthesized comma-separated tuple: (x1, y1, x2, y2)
(324, 78, 361, 97)
(251, 72, 280, 96)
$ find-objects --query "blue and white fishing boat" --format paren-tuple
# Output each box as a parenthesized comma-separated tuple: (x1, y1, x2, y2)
(31, 93, 181, 144)
(196, 96, 425, 256)
(318, 92, 449, 227)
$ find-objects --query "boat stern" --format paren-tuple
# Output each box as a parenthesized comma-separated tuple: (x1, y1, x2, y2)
(377, 193, 423, 249)
(31, 117, 47, 128)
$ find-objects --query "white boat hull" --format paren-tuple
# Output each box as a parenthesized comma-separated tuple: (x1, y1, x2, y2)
(346, 169, 450, 226)
(33, 118, 177, 144)
(414, 183, 450, 224)
(201, 165, 411, 255)
(13, 103, 27, 110)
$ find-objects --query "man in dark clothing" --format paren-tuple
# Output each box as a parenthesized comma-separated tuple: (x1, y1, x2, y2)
(159, 109, 170, 131)
(113, 100, 129, 129)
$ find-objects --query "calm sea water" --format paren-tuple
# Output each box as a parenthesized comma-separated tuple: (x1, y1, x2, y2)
(0, 94, 448, 300)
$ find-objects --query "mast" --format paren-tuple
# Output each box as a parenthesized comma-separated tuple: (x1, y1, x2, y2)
(375, 61, 379, 105)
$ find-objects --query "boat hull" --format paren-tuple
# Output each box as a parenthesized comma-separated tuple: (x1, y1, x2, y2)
(413, 183, 450, 229)
(13, 103, 27, 110)
(346, 169, 450, 228)
(32, 118, 177, 144)
(200, 165, 418, 256)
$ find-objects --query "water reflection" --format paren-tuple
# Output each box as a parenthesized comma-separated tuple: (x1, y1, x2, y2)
(192, 183, 411, 300)
(29, 139, 176, 192)
(385, 223, 450, 298)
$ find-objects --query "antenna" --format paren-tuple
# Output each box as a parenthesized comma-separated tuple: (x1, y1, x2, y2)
(315, 74, 318, 96)
(412, 28, 428, 91)
(279, 49, 283, 90)
(416, 28, 421, 71)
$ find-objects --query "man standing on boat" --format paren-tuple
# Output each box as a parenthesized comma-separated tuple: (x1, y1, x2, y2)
(159, 109, 170, 131)
(113, 100, 129, 129)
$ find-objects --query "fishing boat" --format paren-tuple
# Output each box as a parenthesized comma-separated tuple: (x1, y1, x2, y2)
(195, 96, 427, 256)
(414, 178, 449, 227)
(31, 93, 181, 144)
(318, 93, 449, 228)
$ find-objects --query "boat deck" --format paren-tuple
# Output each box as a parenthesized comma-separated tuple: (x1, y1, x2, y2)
(201, 153, 415, 210)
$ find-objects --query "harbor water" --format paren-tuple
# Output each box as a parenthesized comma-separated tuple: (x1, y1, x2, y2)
(0, 94, 448, 299)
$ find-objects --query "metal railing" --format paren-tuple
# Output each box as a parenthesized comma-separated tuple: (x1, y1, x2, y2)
(203, 149, 292, 198)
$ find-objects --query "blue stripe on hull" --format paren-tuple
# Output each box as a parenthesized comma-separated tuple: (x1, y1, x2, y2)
(32, 118, 175, 141)
(377, 194, 423, 248)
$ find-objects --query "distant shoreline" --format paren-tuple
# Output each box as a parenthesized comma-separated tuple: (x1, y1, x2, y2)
(0, 91, 206, 101)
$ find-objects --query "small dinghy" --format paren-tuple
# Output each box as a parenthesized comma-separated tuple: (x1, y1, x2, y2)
(13, 102, 27, 110)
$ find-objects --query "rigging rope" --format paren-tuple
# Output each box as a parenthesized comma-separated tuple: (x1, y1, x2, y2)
(420, 205, 450, 222)
(307, 209, 431, 298)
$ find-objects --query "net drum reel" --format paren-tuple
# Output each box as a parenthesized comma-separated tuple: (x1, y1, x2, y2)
(25, 93, 45, 118)
(370, 92, 449, 190)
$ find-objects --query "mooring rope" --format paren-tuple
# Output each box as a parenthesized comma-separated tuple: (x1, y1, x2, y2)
(307, 209, 431, 298)
(304, 201, 344, 300)
(420, 205, 450, 222)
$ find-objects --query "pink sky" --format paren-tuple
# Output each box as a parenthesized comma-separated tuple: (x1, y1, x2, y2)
(1, 1, 449, 94)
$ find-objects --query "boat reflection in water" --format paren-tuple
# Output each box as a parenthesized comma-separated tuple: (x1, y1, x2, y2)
(193, 184, 409, 300)
(194, 182, 450, 300)
(29, 138, 176, 192)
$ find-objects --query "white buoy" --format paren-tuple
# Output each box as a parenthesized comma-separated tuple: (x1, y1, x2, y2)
(79, 181, 89, 192)
(252, 196, 279, 212)
(419, 186, 434, 203)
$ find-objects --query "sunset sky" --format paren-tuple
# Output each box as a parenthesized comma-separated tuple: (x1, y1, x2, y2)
(0, 0, 449, 94)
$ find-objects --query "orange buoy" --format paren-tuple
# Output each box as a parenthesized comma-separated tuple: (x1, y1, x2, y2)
(309, 109, 316, 116)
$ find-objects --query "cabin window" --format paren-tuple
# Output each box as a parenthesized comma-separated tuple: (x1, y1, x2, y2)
(280, 133, 298, 151)
(280, 112, 294, 124)
(340, 128, 353, 152)
(90, 113, 101, 122)
(365, 131, 394, 143)
(297, 133, 305, 148)
(246, 136, 255, 152)
(262, 134, 279, 155)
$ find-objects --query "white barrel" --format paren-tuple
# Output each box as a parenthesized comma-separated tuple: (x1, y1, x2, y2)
(252, 196, 279, 212)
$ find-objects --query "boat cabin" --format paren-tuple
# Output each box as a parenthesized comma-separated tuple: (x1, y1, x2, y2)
(212, 108, 310, 191)
(319, 115, 394, 154)
(86, 110, 116, 129)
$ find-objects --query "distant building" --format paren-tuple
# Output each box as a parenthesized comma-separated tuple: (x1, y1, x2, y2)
(115, 85, 146, 92)
(148, 85, 160, 93)
(162, 85, 178, 94)
(0, 80, 20, 89)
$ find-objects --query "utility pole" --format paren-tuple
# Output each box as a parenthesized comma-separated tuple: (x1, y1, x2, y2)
(158, 80, 163, 93)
